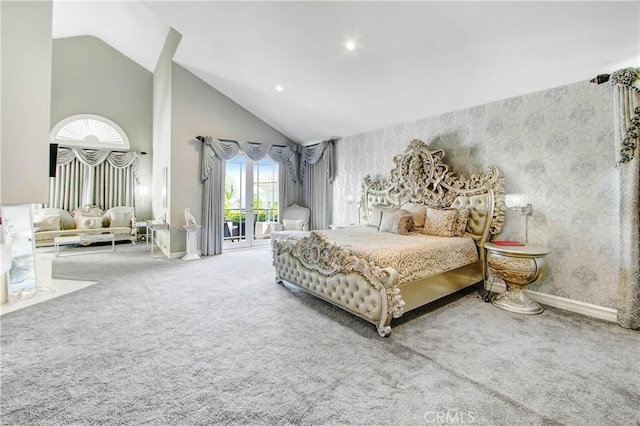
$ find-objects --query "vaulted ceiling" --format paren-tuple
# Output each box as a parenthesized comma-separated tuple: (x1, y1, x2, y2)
(53, 1, 640, 144)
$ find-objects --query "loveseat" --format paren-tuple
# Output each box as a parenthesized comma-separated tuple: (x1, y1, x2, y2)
(33, 206, 137, 248)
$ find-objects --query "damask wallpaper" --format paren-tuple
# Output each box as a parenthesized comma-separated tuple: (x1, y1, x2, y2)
(332, 80, 618, 308)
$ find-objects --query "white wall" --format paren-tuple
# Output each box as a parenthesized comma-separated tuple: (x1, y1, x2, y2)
(169, 63, 294, 254)
(152, 28, 181, 255)
(0, 1, 52, 205)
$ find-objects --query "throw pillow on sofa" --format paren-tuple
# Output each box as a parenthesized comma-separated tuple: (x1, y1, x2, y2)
(107, 210, 133, 228)
(33, 214, 61, 232)
(75, 215, 104, 230)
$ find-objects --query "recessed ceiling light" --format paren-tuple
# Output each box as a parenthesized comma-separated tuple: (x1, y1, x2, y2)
(275, 85, 283, 92)
(345, 41, 356, 51)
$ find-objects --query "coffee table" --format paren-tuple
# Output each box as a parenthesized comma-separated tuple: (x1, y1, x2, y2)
(54, 234, 115, 257)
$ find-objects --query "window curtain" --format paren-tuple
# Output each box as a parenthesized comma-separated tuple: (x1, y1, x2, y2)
(611, 67, 640, 329)
(197, 136, 298, 255)
(301, 139, 335, 230)
(49, 147, 139, 211)
(279, 161, 301, 215)
(201, 140, 225, 256)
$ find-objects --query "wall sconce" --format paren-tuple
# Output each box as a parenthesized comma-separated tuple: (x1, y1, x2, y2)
(138, 185, 148, 204)
(505, 193, 532, 243)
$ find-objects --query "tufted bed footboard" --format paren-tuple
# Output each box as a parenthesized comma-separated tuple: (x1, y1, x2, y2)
(272, 232, 405, 336)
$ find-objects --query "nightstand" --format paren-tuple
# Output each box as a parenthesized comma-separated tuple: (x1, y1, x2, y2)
(484, 242, 552, 314)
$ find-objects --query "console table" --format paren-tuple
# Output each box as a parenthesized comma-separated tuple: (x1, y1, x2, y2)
(485, 242, 552, 314)
(147, 220, 169, 257)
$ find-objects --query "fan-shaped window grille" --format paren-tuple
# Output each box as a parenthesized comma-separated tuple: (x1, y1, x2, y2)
(50, 114, 130, 150)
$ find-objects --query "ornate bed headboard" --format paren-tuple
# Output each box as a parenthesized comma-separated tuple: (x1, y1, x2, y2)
(361, 139, 505, 245)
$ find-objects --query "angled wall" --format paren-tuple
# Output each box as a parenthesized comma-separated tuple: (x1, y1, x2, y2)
(169, 64, 295, 254)
(51, 36, 153, 219)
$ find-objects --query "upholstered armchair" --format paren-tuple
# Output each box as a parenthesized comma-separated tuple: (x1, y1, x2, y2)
(272, 203, 310, 235)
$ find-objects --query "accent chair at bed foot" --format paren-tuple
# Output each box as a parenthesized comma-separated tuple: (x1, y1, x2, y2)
(271, 203, 310, 239)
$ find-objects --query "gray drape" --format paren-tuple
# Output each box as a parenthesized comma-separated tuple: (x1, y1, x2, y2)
(50, 147, 139, 211)
(198, 136, 299, 255)
(201, 139, 225, 256)
(279, 162, 301, 216)
(612, 73, 640, 329)
(301, 139, 335, 230)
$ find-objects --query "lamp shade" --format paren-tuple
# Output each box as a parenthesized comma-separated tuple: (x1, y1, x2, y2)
(505, 193, 528, 209)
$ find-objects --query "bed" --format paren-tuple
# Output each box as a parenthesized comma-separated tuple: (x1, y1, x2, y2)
(272, 139, 505, 336)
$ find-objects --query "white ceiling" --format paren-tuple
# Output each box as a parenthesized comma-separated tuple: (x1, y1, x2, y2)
(53, 1, 640, 144)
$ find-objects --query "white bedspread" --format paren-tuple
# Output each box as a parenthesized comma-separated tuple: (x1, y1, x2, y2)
(320, 226, 479, 284)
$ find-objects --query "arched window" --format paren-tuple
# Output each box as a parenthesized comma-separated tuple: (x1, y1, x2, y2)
(49, 115, 139, 211)
(50, 114, 130, 150)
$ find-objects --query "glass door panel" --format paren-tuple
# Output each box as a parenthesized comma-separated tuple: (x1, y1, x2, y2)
(253, 159, 279, 245)
(224, 156, 279, 249)
(224, 155, 251, 249)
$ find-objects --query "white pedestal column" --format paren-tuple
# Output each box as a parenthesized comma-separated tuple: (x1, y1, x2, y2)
(183, 225, 201, 260)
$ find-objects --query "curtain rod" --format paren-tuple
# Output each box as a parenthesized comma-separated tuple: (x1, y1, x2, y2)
(58, 145, 147, 155)
(195, 135, 290, 149)
(590, 74, 610, 84)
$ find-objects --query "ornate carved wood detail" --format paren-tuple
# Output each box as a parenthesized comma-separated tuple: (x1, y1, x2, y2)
(272, 231, 406, 332)
(361, 139, 505, 236)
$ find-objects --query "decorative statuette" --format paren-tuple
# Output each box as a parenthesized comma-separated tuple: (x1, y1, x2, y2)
(184, 208, 197, 227)
(183, 207, 200, 261)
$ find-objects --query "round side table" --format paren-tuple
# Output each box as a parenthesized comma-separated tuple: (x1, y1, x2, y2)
(484, 242, 552, 315)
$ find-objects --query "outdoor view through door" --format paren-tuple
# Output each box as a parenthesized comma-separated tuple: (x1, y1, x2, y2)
(224, 155, 279, 248)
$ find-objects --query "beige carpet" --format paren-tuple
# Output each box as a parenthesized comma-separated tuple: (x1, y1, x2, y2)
(1, 243, 638, 425)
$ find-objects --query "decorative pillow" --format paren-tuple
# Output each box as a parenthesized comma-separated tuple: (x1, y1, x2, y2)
(282, 219, 304, 231)
(401, 202, 428, 230)
(451, 208, 470, 237)
(108, 210, 133, 228)
(368, 204, 394, 228)
(75, 216, 104, 230)
(422, 208, 458, 237)
(368, 205, 382, 227)
(33, 214, 61, 232)
(379, 209, 413, 235)
(71, 205, 104, 218)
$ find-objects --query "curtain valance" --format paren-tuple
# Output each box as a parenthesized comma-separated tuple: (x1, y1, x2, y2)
(57, 147, 140, 184)
(300, 139, 335, 183)
(198, 136, 299, 182)
(57, 147, 140, 169)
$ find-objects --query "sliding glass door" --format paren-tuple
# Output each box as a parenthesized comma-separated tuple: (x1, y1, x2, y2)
(224, 155, 279, 249)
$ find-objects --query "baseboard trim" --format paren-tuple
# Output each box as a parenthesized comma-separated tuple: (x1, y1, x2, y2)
(527, 290, 618, 323)
(169, 250, 202, 259)
(486, 279, 617, 322)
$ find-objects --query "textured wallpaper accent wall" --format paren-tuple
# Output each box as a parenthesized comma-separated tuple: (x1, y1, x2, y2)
(333, 81, 618, 308)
